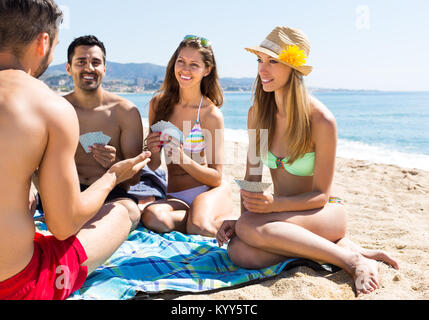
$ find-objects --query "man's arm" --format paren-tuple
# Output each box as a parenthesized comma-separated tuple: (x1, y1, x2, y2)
(37, 96, 116, 240)
(37, 95, 150, 240)
(117, 101, 144, 189)
(147, 97, 162, 171)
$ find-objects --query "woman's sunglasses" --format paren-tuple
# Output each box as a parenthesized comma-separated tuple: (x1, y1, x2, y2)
(183, 35, 211, 48)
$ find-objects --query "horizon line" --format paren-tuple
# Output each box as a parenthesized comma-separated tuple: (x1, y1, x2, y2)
(47, 61, 429, 94)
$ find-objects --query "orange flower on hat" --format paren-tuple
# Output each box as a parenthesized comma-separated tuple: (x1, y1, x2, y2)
(278, 45, 307, 67)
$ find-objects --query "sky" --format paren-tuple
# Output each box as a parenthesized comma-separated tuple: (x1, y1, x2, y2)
(53, 0, 429, 91)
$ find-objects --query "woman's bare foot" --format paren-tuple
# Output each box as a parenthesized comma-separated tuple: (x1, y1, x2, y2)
(337, 238, 400, 270)
(348, 253, 380, 296)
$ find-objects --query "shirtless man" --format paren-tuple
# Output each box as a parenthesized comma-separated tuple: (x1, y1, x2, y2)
(0, 0, 150, 300)
(62, 35, 146, 228)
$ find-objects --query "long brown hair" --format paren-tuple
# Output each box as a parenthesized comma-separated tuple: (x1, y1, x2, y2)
(252, 69, 312, 164)
(152, 38, 223, 126)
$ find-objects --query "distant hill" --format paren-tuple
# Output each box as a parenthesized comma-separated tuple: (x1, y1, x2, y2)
(42, 62, 410, 93)
(42, 61, 166, 82)
(42, 62, 391, 94)
(41, 61, 256, 91)
(221, 77, 255, 91)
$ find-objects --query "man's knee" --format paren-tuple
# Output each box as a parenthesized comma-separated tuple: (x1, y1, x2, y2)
(141, 205, 174, 233)
(112, 199, 141, 229)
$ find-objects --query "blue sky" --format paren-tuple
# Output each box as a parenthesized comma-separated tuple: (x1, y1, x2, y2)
(54, 0, 429, 91)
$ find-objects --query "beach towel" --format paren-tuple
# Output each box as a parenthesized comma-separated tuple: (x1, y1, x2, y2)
(33, 218, 338, 300)
(33, 214, 339, 300)
(35, 226, 333, 300)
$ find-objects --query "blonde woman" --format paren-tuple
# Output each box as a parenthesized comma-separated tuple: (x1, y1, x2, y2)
(216, 26, 399, 295)
(142, 35, 235, 237)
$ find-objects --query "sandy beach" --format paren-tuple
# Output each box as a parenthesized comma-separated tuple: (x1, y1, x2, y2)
(32, 128, 428, 300)
(158, 139, 429, 300)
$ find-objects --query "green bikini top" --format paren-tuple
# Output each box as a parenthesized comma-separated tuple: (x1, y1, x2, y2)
(263, 151, 315, 177)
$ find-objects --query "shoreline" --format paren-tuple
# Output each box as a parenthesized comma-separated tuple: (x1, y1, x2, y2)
(142, 126, 429, 173)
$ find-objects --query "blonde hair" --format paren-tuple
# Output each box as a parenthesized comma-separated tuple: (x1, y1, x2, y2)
(252, 69, 312, 164)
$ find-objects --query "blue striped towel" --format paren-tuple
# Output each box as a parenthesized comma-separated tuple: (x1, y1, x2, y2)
(34, 219, 337, 300)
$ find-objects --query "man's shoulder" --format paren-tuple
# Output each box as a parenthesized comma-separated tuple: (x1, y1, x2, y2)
(62, 91, 74, 102)
(103, 92, 142, 128)
(104, 91, 137, 111)
(0, 70, 68, 109)
(1, 70, 50, 95)
(0, 69, 34, 83)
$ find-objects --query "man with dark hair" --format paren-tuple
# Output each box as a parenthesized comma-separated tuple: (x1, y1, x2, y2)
(0, 0, 151, 300)
(63, 35, 156, 226)
(67, 35, 107, 64)
(0, 0, 63, 77)
(66, 35, 108, 97)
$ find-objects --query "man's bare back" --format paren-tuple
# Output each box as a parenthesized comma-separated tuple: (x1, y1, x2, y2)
(0, 3, 150, 300)
(0, 70, 77, 281)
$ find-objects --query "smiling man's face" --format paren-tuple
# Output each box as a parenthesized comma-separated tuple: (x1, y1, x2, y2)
(67, 45, 106, 92)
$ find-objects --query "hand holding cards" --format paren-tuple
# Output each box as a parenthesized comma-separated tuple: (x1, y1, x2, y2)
(235, 179, 276, 213)
(79, 131, 112, 153)
(151, 120, 184, 143)
(234, 179, 272, 193)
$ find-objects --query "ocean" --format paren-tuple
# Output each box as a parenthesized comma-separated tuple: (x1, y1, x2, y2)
(121, 91, 429, 172)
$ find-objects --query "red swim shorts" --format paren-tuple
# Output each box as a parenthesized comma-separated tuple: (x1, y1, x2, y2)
(0, 233, 88, 300)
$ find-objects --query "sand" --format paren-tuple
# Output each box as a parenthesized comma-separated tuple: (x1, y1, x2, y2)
(33, 126, 427, 300)
(158, 139, 429, 300)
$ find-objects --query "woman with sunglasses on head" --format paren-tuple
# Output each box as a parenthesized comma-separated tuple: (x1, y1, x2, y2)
(142, 35, 236, 237)
(216, 26, 399, 296)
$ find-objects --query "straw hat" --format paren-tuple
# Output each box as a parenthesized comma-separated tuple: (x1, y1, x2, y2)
(245, 26, 313, 76)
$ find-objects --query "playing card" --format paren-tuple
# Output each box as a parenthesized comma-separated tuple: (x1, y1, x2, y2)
(94, 132, 111, 145)
(150, 121, 164, 132)
(151, 120, 170, 132)
(79, 131, 112, 153)
(234, 179, 272, 193)
(151, 121, 184, 142)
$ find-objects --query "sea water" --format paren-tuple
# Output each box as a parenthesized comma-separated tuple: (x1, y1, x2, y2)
(122, 91, 429, 171)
